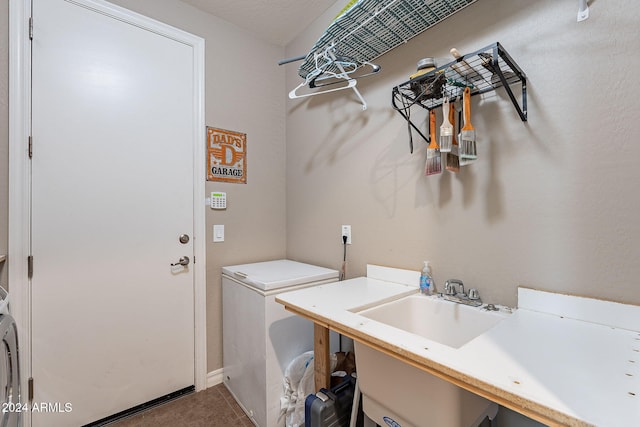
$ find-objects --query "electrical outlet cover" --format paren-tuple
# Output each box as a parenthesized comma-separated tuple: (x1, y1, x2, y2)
(341, 225, 352, 244)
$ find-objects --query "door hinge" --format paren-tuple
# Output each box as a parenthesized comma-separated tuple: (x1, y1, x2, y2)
(193, 256, 196, 264)
(29, 17, 33, 40)
(27, 255, 33, 279)
(28, 136, 33, 158)
(28, 377, 34, 402)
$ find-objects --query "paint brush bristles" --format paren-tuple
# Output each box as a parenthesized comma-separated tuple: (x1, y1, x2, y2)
(445, 102, 460, 172)
(426, 145, 442, 175)
(425, 110, 442, 175)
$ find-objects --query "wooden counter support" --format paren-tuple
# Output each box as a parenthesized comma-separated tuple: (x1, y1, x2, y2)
(314, 323, 331, 391)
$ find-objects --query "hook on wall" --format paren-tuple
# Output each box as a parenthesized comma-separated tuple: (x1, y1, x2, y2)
(577, 0, 590, 22)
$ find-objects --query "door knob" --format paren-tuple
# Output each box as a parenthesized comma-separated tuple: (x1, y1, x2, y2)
(171, 256, 190, 267)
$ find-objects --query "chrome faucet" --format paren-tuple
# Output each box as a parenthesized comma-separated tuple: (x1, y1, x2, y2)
(441, 279, 482, 307)
(444, 279, 465, 297)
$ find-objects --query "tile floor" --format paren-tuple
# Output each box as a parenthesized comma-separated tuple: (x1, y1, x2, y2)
(108, 384, 254, 427)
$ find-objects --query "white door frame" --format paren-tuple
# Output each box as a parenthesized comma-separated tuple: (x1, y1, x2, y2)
(8, 0, 208, 416)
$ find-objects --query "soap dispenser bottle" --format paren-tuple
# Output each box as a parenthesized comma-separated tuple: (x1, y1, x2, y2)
(419, 261, 434, 295)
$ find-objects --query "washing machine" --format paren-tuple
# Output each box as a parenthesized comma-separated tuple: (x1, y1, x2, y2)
(0, 286, 21, 427)
(222, 259, 339, 427)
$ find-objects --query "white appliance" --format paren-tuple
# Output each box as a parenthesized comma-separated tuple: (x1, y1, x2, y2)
(222, 259, 339, 427)
(0, 286, 21, 427)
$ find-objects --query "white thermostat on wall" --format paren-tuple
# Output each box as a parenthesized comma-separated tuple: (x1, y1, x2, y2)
(210, 192, 227, 209)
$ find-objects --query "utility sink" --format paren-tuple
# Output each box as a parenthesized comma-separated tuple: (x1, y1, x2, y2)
(358, 294, 508, 348)
(354, 295, 512, 427)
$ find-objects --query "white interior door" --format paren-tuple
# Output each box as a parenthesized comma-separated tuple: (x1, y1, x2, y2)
(30, 1, 200, 425)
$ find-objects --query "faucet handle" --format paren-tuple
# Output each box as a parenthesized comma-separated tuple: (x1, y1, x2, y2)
(444, 280, 456, 295)
(468, 288, 480, 300)
(445, 279, 464, 296)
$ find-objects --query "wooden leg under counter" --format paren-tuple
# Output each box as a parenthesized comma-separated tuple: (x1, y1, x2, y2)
(314, 323, 331, 391)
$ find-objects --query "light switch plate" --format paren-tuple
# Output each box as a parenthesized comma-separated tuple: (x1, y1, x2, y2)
(213, 224, 224, 242)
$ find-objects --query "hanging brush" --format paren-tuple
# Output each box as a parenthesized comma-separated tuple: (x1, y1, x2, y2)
(425, 109, 442, 175)
(440, 97, 453, 152)
(445, 100, 460, 172)
(460, 87, 477, 160)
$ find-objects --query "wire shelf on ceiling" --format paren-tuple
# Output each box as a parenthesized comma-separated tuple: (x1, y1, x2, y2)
(298, 0, 478, 79)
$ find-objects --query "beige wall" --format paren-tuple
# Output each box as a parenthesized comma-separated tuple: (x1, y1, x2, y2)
(0, 2, 8, 288)
(285, 0, 640, 308)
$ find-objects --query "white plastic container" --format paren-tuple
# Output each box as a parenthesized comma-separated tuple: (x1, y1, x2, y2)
(355, 341, 498, 427)
(222, 260, 339, 427)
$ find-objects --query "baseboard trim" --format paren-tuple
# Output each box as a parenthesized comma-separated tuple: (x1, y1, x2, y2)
(207, 368, 224, 388)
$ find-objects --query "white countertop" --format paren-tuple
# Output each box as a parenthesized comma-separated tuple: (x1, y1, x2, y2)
(276, 265, 640, 427)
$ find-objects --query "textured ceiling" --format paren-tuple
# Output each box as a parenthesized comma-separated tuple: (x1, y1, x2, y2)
(180, 0, 338, 46)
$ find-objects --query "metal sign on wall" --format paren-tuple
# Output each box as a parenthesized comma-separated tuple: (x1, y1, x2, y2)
(207, 127, 247, 183)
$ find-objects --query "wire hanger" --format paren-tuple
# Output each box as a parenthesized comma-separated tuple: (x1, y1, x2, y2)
(309, 61, 381, 88)
(287, 46, 376, 110)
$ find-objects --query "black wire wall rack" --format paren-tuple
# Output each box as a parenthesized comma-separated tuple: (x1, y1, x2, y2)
(392, 42, 527, 149)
